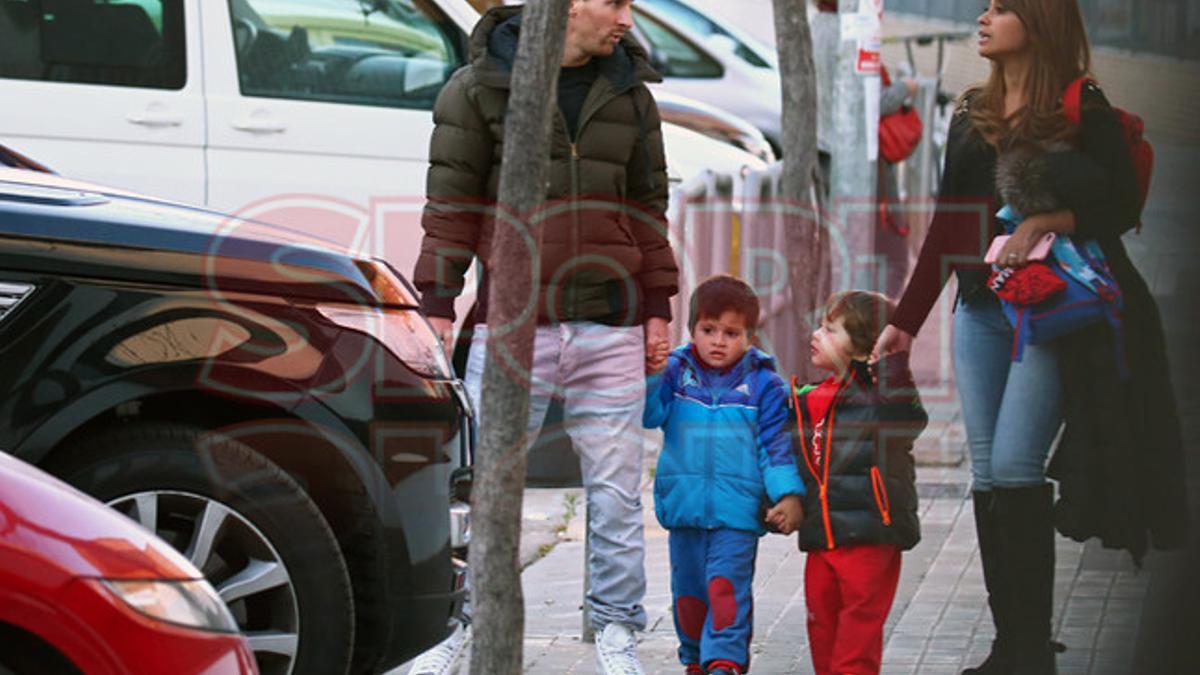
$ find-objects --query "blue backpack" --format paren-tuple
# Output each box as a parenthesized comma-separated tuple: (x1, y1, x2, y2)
(996, 206, 1128, 379)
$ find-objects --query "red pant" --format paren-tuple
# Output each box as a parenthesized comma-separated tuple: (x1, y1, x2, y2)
(804, 544, 901, 675)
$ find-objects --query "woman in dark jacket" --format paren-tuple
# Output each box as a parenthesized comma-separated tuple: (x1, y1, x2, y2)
(873, 1, 1187, 674)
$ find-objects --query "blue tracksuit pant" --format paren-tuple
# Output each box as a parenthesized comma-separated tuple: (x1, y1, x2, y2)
(668, 528, 758, 671)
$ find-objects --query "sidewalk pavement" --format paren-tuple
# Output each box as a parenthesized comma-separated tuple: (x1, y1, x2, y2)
(509, 465, 1164, 675)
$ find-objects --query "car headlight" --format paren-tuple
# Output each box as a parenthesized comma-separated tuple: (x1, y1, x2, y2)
(316, 304, 452, 379)
(100, 579, 239, 633)
(316, 260, 453, 380)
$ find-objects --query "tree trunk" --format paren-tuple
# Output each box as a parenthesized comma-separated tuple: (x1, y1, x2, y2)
(469, 2, 570, 674)
(772, 0, 828, 381)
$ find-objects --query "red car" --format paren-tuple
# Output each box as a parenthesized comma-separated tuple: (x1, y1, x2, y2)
(0, 451, 257, 674)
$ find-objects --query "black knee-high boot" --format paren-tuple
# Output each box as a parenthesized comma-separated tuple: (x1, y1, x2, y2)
(962, 491, 1013, 675)
(993, 484, 1058, 675)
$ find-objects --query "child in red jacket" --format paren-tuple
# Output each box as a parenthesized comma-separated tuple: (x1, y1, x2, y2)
(792, 291, 928, 675)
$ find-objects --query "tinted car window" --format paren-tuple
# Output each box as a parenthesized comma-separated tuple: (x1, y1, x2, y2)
(229, 0, 464, 110)
(640, 0, 771, 68)
(632, 8, 722, 79)
(0, 0, 185, 88)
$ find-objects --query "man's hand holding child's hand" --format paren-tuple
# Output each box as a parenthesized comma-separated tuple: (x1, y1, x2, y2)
(645, 317, 671, 374)
(645, 339, 671, 375)
(766, 494, 804, 534)
(646, 341, 670, 374)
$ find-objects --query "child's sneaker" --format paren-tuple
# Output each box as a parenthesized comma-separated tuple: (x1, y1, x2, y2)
(705, 660, 743, 675)
(684, 665, 703, 675)
(594, 622, 645, 675)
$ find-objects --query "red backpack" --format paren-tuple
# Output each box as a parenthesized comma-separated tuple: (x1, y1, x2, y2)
(1063, 77, 1153, 231)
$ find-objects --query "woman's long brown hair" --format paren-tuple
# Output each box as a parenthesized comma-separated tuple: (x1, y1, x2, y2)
(969, 0, 1092, 149)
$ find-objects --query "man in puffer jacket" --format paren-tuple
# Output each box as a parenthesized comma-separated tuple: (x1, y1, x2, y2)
(414, 1, 676, 331)
(645, 275, 806, 675)
(409, 2, 677, 675)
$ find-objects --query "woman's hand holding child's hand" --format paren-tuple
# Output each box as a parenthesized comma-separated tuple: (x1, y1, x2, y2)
(871, 324, 913, 363)
(766, 494, 805, 534)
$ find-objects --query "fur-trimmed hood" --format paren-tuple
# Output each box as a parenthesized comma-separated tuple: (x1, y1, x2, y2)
(995, 140, 1075, 216)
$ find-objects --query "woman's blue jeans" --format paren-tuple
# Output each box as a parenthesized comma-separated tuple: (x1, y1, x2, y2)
(953, 297, 1063, 491)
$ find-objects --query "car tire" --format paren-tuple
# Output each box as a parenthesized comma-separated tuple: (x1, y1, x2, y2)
(47, 422, 354, 675)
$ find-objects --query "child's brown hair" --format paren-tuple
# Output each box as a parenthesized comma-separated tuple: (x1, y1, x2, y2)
(688, 275, 760, 334)
(824, 291, 895, 358)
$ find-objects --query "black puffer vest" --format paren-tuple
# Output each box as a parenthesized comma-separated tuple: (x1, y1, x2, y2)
(790, 354, 928, 552)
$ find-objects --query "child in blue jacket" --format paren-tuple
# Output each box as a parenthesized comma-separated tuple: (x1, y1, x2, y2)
(644, 275, 806, 675)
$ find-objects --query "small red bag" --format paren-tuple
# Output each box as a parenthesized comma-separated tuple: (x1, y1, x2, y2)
(879, 66, 923, 164)
(987, 262, 1067, 306)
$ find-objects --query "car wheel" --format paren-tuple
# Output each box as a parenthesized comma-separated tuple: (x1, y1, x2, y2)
(48, 423, 354, 675)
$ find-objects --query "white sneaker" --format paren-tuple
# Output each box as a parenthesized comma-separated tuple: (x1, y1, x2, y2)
(406, 620, 469, 675)
(594, 622, 645, 675)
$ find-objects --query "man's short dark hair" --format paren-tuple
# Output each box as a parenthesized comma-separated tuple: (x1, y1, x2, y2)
(688, 275, 760, 333)
(824, 291, 895, 357)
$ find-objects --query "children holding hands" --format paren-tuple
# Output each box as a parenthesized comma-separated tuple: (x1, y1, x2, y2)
(646, 279, 926, 675)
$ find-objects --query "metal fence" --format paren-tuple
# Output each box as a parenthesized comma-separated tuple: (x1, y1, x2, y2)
(887, 0, 1200, 61)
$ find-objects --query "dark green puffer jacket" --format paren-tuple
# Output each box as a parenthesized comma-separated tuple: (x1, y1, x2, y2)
(413, 6, 677, 325)
(790, 354, 928, 552)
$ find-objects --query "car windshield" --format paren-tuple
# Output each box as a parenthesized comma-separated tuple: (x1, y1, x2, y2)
(631, 8, 722, 79)
(639, 0, 774, 69)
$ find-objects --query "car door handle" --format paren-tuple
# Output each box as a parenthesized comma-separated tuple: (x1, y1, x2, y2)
(232, 117, 288, 134)
(127, 111, 184, 128)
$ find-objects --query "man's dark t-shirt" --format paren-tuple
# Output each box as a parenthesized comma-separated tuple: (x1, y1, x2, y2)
(558, 60, 598, 139)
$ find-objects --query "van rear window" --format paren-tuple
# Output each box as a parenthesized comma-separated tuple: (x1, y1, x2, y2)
(0, 0, 185, 89)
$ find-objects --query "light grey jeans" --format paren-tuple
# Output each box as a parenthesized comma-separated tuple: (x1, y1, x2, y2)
(464, 321, 648, 631)
(952, 298, 1064, 491)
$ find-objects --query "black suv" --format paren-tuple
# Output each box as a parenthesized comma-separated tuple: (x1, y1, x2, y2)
(0, 167, 470, 675)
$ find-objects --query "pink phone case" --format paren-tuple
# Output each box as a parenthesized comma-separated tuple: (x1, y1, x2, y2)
(985, 233, 1056, 264)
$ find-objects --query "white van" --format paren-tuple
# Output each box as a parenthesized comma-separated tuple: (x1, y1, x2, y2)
(1, 0, 480, 209)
